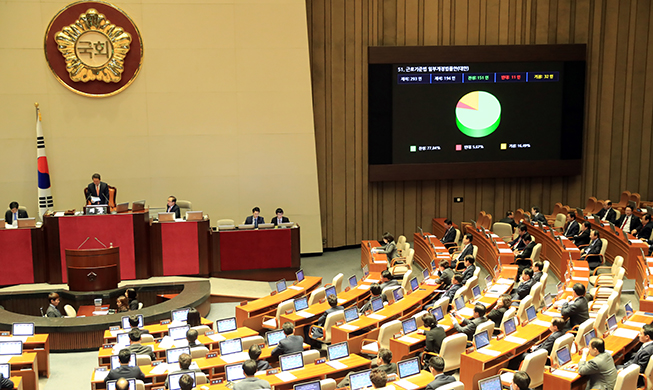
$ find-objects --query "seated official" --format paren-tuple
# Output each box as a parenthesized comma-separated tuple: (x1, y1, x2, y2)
(234, 360, 271, 390)
(375, 233, 399, 265)
(370, 368, 389, 390)
(166, 196, 181, 218)
(580, 230, 603, 271)
(271, 322, 303, 357)
(432, 260, 454, 289)
(579, 338, 617, 390)
(564, 211, 580, 237)
(116, 296, 130, 313)
(338, 348, 396, 388)
(532, 261, 544, 283)
(431, 273, 463, 305)
(511, 269, 535, 302)
(460, 256, 476, 284)
(426, 356, 456, 390)
(379, 270, 399, 291)
(530, 318, 566, 355)
(186, 329, 204, 348)
(530, 206, 547, 225)
(46, 292, 62, 318)
(165, 353, 201, 389)
(451, 233, 474, 270)
(105, 349, 145, 383)
(270, 208, 289, 226)
(558, 283, 589, 329)
(635, 214, 653, 241)
(125, 288, 140, 311)
(87, 173, 110, 205)
(452, 303, 487, 341)
(572, 221, 592, 247)
(513, 234, 535, 278)
(618, 324, 653, 386)
(0, 373, 13, 389)
(422, 313, 446, 355)
(115, 378, 132, 390)
(249, 344, 271, 372)
(126, 328, 156, 361)
(616, 205, 641, 234)
(440, 219, 457, 250)
(511, 371, 531, 390)
(597, 200, 617, 224)
(178, 375, 194, 390)
(4, 201, 28, 225)
(360, 283, 384, 313)
(487, 295, 511, 329)
(309, 294, 343, 341)
(499, 210, 519, 230)
(244, 207, 265, 227)
(510, 225, 529, 251)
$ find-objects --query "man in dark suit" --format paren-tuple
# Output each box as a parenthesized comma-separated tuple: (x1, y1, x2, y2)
(514, 234, 535, 278)
(441, 274, 463, 303)
(248, 344, 271, 372)
(532, 261, 544, 283)
(581, 230, 603, 271)
(270, 208, 290, 226)
(337, 348, 396, 388)
(452, 303, 487, 341)
(0, 373, 13, 389)
(4, 201, 28, 224)
(512, 269, 535, 301)
(572, 221, 592, 246)
(233, 360, 271, 390)
(165, 196, 181, 218)
(560, 283, 590, 329)
(597, 200, 617, 224)
(425, 356, 456, 390)
(530, 206, 548, 225)
(635, 214, 653, 241)
(165, 353, 202, 388)
(87, 173, 110, 205)
(440, 219, 457, 250)
(511, 371, 531, 390)
(45, 292, 62, 317)
(422, 314, 446, 355)
(105, 349, 145, 384)
(510, 225, 528, 251)
(487, 295, 511, 328)
(310, 294, 343, 340)
(360, 283, 384, 313)
(432, 260, 454, 289)
(126, 328, 156, 361)
(244, 207, 264, 227)
(616, 205, 641, 234)
(451, 233, 474, 270)
(460, 256, 476, 284)
(379, 270, 399, 291)
(618, 324, 653, 385)
(271, 322, 303, 357)
(530, 318, 566, 355)
(499, 210, 519, 230)
(564, 211, 580, 237)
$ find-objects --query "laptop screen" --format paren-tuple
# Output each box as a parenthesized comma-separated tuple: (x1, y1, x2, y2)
(349, 275, 357, 288)
(116, 333, 130, 346)
(12, 323, 34, 337)
(584, 329, 596, 346)
(219, 338, 243, 356)
(454, 296, 465, 311)
(0, 363, 8, 379)
(225, 363, 246, 382)
(121, 315, 144, 329)
(503, 317, 516, 336)
(295, 380, 322, 390)
(410, 277, 419, 292)
(478, 375, 502, 390)
(296, 270, 305, 282)
(485, 275, 492, 288)
(607, 314, 618, 330)
(110, 353, 136, 370)
(166, 346, 190, 364)
(294, 297, 309, 312)
(325, 286, 337, 298)
(169, 325, 190, 341)
(625, 301, 634, 317)
(276, 279, 287, 293)
(402, 318, 417, 335)
(431, 259, 436, 272)
(543, 293, 553, 308)
(171, 308, 190, 323)
(430, 306, 444, 321)
(327, 342, 349, 361)
(526, 306, 537, 322)
(371, 297, 384, 312)
(422, 268, 430, 280)
(392, 288, 404, 303)
(349, 370, 372, 390)
(556, 346, 572, 366)
(344, 307, 359, 323)
(107, 379, 136, 390)
(474, 330, 490, 350)
(472, 285, 481, 299)
(363, 264, 369, 277)
(556, 282, 564, 294)
(397, 357, 420, 379)
(280, 352, 304, 371)
(216, 317, 237, 333)
(265, 330, 285, 347)
(169, 371, 196, 390)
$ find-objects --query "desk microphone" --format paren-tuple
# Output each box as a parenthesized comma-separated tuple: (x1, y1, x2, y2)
(94, 237, 107, 248)
(40, 307, 44, 317)
(78, 237, 90, 249)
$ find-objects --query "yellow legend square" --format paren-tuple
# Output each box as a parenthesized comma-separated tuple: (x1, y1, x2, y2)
(500, 143, 507, 150)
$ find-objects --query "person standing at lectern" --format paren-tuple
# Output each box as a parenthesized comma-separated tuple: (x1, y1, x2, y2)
(4, 201, 28, 224)
(270, 208, 289, 226)
(166, 196, 181, 218)
(244, 207, 264, 227)
(87, 173, 110, 205)
(46, 292, 62, 317)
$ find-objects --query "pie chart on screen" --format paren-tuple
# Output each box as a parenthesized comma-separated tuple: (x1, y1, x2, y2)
(455, 91, 501, 138)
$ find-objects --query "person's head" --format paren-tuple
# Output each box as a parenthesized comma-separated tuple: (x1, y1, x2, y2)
(644, 214, 652, 223)
(370, 283, 382, 297)
(128, 328, 142, 343)
(128, 315, 140, 328)
(522, 234, 532, 244)
(590, 230, 599, 241)
(48, 292, 60, 306)
(118, 348, 132, 365)
(604, 200, 612, 209)
(519, 225, 528, 234)
(505, 210, 514, 219)
(327, 294, 338, 307)
(582, 221, 591, 230)
(422, 313, 437, 329)
(428, 355, 445, 375)
(569, 211, 576, 220)
(370, 368, 387, 389)
(452, 274, 463, 285)
(282, 322, 295, 335)
(242, 359, 258, 377)
(125, 288, 136, 300)
(117, 296, 129, 309)
(115, 378, 129, 390)
(187, 308, 201, 327)
(275, 208, 284, 218)
(464, 255, 475, 267)
(382, 232, 394, 244)
(531, 206, 540, 215)
(9, 201, 18, 213)
(522, 268, 533, 281)
(588, 338, 605, 356)
(438, 259, 450, 271)
(473, 303, 486, 318)
(511, 371, 531, 390)
(572, 283, 586, 298)
(551, 318, 565, 333)
(167, 196, 176, 207)
(381, 270, 392, 282)
(186, 329, 199, 344)
(377, 348, 392, 365)
(625, 205, 634, 216)
(179, 373, 194, 390)
(444, 219, 452, 227)
(463, 233, 473, 245)
(640, 324, 653, 344)
(252, 207, 260, 217)
(178, 353, 192, 370)
(248, 344, 262, 360)
(92, 173, 101, 185)
(533, 261, 543, 272)
(498, 295, 511, 308)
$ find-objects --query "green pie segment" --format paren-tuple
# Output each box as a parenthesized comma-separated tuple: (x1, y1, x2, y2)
(455, 91, 501, 138)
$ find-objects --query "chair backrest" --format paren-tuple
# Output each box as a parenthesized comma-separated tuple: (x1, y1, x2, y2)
(530, 282, 543, 309)
(439, 333, 468, 371)
(552, 203, 563, 216)
(615, 267, 626, 281)
(585, 197, 596, 214)
(593, 304, 609, 337)
(614, 209, 621, 221)
(397, 235, 406, 246)
(405, 248, 415, 266)
(177, 200, 192, 213)
(613, 279, 624, 295)
(437, 382, 464, 390)
(613, 256, 624, 272)
(308, 287, 326, 306)
(320, 379, 337, 390)
(599, 238, 608, 256)
(575, 319, 595, 349)
(630, 193, 641, 208)
(606, 291, 620, 318)
(401, 270, 414, 293)
(383, 286, 401, 302)
(190, 346, 209, 359)
(433, 297, 450, 315)
(135, 354, 151, 366)
(276, 299, 294, 322)
(107, 185, 117, 210)
(614, 364, 640, 390)
(332, 273, 344, 294)
(644, 355, 653, 390)
(472, 245, 478, 259)
(538, 273, 549, 304)
(64, 304, 76, 317)
(531, 243, 542, 261)
(242, 335, 265, 350)
(217, 219, 235, 226)
(454, 229, 461, 245)
(140, 334, 154, 344)
(554, 213, 567, 228)
(473, 266, 481, 279)
(302, 349, 320, 365)
(542, 260, 550, 274)
(464, 276, 479, 292)
(378, 320, 403, 349)
(521, 349, 548, 387)
(516, 296, 533, 324)
(618, 191, 631, 206)
(453, 286, 468, 302)
(135, 380, 145, 390)
(412, 310, 428, 328)
(475, 320, 494, 336)
(322, 310, 345, 343)
(492, 222, 513, 239)
(191, 325, 211, 336)
(499, 307, 517, 333)
(551, 333, 574, 363)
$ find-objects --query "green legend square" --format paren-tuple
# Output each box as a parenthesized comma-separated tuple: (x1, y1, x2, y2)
(410, 145, 417, 152)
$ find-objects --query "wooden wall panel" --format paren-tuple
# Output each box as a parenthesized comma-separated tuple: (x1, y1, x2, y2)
(307, 0, 653, 248)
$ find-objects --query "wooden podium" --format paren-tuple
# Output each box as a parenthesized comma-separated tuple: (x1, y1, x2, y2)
(65, 247, 121, 291)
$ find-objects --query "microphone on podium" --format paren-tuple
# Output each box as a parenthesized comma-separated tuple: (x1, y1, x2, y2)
(77, 237, 90, 249)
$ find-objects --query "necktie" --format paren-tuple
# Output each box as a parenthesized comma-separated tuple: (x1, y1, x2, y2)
(254, 217, 258, 228)
(621, 216, 629, 230)
(13, 212, 17, 221)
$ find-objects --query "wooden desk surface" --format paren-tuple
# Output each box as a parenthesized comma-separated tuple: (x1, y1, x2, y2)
(77, 305, 111, 317)
(361, 240, 390, 273)
(8, 352, 37, 390)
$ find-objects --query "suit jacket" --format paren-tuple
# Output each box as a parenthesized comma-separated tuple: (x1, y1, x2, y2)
(0, 374, 13, 390)
(270, 335, 303, 357)
(512, 279, 534, 301)
(244, 215, 265, 226)
(425, 327, 446, 354)
(510, 234, 527, 251)
(126, 343, 156, 361)
(561, 296, 590, 328)
(535, 330, 564, 355)
(440, 227, 456, 244)
(166, 204, 181, 218)
(233, 377, 272, 390)
(434, 268, 454, 288)
(597, 208, 617, 224)
(623, 342, 653, 373)
(616, 214, 641, 233)
(380, 279, 400, 291)
(564, 220, 580, 237)
(46, 304, 62, 318)
(487, 306, 507, 328)
(443, 283, 462, 302)
(532, 271, 543, 283)
(105, 365, 145, 383)
(532, 213, 548, 225)
(359, 295, 383, 313)
(87, 182, 110, 205)
(582, 238, 602, 257)
(312, 306, 344, 338)
(461, 265, 475, 284)
(256, 359, 272, 371)
(377, 241, 399, 263)
(453, 316, 487, 340)
(4, 209, 28, 222)
(636, 222, 653, 241)
(129, 299, 140, 311)
(425, 374, 456, 390)
(578, 352, 617, 390)
(499, 217, 518, 229)
(573, 229, 591, 246)
(270, 216, 290, 226)
(453, 244, 473, 266)
(515, 242, 535, 262)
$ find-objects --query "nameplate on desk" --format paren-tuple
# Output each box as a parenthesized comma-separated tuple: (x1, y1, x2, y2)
(314, 358, 326, 365)
(266, 368, 279, 376)
(336, 320, 345, 326)
(319, 298, 326, 304)
(206, 352, 218, 359)
(109, 326, 120, 331)
(393, 333, 403, 339)
(258, 343, 265, 349)
(285, 309, 294, 315)
(387, 374, 397, 382)
(102, 344, 113, 349)
(270, 291, 278, 296)
(160, 319, 171, 325)
(151, 360, 163, 366)
(154, 338, 163, 343)
(240, 300, 248, 306)
(344, 286, 351, 292)
(211, 379, 223, 385)
(205, 331, 215, 336)
(0, 332, 9, 337)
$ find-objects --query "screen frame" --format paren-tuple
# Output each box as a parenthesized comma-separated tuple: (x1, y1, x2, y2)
(397, 357, 421, 379)
(327, 341, 350, 361)
(265, 330, 285, 347)
(216, 317, 237, 333)
(12, 322, 35, 337)
(218, 338, 243, 356)
(280, 351, 305, 371)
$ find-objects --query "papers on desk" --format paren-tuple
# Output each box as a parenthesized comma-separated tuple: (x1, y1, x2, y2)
(476, 348, 501, 357)
(275, 371, 297, 381)
(613, 328, 640, 339)
(646, 296, 653, 302)
(357, 284, 371, 290)
(0, 356, 10, 364)
(573, 266, 589, 271)
(207, 333, 226, 342)
(456, 307, 474, 317)
(338, 324, 359, 331)
(551, 369, 578, 379)
(624, 321, 646, 328)
(93, 369, 109, 381)
(288, 286, 304, 291)
(543, 311, 562, 318)
(496, 278, 515, 286)
(0, 336, 28, 343)
(296, 310, 315, 318)
(364, 279, 379, 284)
(394, 379, 419, 390)
(398, 336, 420, 344)
(571, 276, 588, 282)
(505, 336, 527, 344)
(150, 363, 170, 375)
(484, 293, 502, 298)
(157, 336, 175, 350)
(488, 284, 511, 295)
(54, 211, 65, 217)
(499, 248, 513, 254)
(92, 311, 109, 316)
(174, 339, 189, 348)
(326, 360, 348, 370)
(368, 313, 386, 321)
(221, 351, 249, 364)
(531, 319, 552, 328)
(374, 261, 387, 264)
(337, 298, 347, 305)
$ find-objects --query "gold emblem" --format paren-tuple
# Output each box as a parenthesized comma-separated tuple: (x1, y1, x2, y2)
(54, 8, 131, 83)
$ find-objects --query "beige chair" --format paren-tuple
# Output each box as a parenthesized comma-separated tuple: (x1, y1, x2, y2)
(542, 260, 550, 274)
(516, 296, 533, 324)
(195, 373, 208, 385)
(590, 256, 624, 286)
(360, 320, 402, 355)
(453, 286, 469, 304)
(140, 334, 154, 343)
(591, 278, 624, 303)
(499, 349, 548, 388)
(216, 219, 235, 226)
(400, 270, 414, 294)
(573, 319, 595, 351)
(332, 273, 344, 294)
(177, 200, 192, 214)
(396, 235, 407, 255)
(530, 282, 543, 309)
(552, 213, 567, 230)
(391, 248, 414, 277)
(191, 325, 211, 336)
(530, 243, 542, 262)
(320, 379, 337, 390)
(413, 310, 428, 328)
(439, 333, 468, 372)
(644, 355, 653, 390)
(262, 299, 294, 329)
(432, 297, 450, 315)
(538, 274, 548, 306)
(498, 307, 517, 334)
(437, 382, 464, 390)
(590, 290, 619, 318)
(308, 287, 326, 306)
(135, 380, 145, 390)
(475, 320, 495, 337)
(550, 333, 574, 365)
(302, 349, 320, 365)
(492, 222, 513, 240)
(614, 364, 640, 390)
(473, 266, 481, 279)
(136, 355, 151, 366)
(63, 304, 76, 318)
(592, 304, 609, 337)
(190, 346, 209, 359)
(309, 310, 344, 344)
(242, 335, 265, 350)
(584, 238, 608, 270)
(464, 275, 479, 292)
(383, 286, 401, 302)
(590, 266, 625, 296)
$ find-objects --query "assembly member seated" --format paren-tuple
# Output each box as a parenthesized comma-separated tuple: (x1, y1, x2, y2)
(529, 318, 566, 355)
(165, 353, 201, 389)
(87, 173, 110, 205)
(309, 294, 344, 343)
(126, 328, 156, 361)
(572, 221, 592, 246)
(597, 200, 617, 224)
(337, 348, 396, 388)
(558, 283, 589, 329)
(165, 196, 181, 218)
(618, 324, 653, 386)
(271, 322, 303, 357)
(440, 219, 457, 250)
(452, 303, 487, 341)
(579, 338, 617, 390)
(270, 208, 289, 226)
(46, 292, 62, 317)
(244, 207, 265, 227)
(248, 344, 271, 371)
(580, 230, 603, 271)
(499, 210, 519, 230)
(359, 283, 384, 313)
(635, 214, 653, 241)
(425, 356, 455, 390)
(511, 269, 535, 302)
(186, 329, 204, 348)
(563, 211, 580, 237)
(616, 205, 641, 234)
(234, 360, 271, 390)
(513, 234, 535, 278)
(4, 201, 28, 224)
(178, 375, 194, 390)
(105, 349, 145, 384)
(530, 206, 547, 225)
